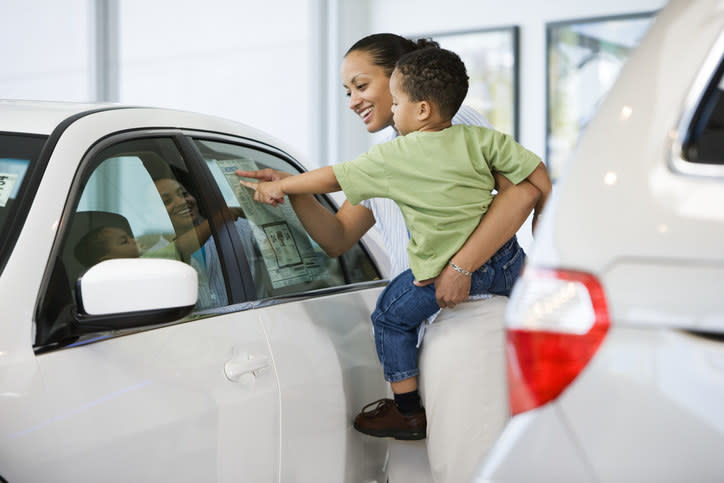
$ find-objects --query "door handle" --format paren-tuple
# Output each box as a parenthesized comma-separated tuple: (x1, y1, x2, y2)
(224, 352, 270, 382)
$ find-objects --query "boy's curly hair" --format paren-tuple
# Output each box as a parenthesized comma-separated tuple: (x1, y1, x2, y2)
(394, 47, 469, 120)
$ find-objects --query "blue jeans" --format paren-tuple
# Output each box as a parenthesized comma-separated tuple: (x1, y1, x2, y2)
(371, 236, 525, 382)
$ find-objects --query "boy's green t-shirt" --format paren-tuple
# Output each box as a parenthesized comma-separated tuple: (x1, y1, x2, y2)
(333, 124, 541, 280)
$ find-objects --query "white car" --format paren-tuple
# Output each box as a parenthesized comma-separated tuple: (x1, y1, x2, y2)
(0, 100, 391, 481)
(475, 0, 724, 481)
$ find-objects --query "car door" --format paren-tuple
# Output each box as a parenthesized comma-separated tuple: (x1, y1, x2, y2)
(29, 132, 280, 482)
(192, 137, 391, 483)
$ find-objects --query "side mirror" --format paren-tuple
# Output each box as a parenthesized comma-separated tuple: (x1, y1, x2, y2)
(76, 258, 198, 331)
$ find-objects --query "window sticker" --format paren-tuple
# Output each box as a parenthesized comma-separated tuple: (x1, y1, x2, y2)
(0, 158, 29, 208)
(215, 158, 328, 289)
(262, 221, 303, 268)
(0, 173, 19, 207)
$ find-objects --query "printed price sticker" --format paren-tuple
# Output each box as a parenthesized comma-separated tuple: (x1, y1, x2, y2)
(0, 173, 18, 207)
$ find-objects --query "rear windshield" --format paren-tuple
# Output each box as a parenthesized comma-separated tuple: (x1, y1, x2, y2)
(0, 133, 48, 272)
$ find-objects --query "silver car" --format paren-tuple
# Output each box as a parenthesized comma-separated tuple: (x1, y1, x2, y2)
(475, 0, 724, 481)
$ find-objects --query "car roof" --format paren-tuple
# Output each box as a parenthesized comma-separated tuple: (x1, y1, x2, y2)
(0, 99, 123, 135)
(0, 99, 308, 170)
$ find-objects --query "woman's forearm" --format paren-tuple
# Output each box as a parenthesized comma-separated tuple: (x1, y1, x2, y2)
(174, 220, 211, 258)
(449, 180, 539, 271)
(289, 196, 375, 257)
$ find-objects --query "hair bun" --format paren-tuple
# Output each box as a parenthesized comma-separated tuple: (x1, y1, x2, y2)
(414, 38, 440, 49)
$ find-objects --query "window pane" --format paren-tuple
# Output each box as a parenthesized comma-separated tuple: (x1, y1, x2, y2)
(0, 133, 46, 276)
(194, 139, 379, 299)
(54, 138, 229, 325)
(685, 68, 724, 165)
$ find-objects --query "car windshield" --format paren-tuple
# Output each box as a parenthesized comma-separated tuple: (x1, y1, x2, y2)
(0, 133, 48, 273)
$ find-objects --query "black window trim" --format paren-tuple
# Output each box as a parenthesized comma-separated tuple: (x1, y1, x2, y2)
(671, 29, 724, 178)
(174, 133, 253, 303)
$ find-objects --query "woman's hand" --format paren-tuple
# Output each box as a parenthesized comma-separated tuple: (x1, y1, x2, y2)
(414, 264, 472, 309)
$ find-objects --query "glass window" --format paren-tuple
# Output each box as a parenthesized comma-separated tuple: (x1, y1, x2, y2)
(37, 136, 241, 347)
(194, 139, 380, 299)
(0, 133, 47, 276)
(684, 64, 724, 165)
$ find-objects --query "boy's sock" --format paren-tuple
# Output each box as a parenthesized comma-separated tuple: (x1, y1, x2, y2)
(394, 390, 422, 414)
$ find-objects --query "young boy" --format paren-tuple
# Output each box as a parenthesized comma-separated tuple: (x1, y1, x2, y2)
(74, 225, 140, 267)
(241, 47, 551, 440)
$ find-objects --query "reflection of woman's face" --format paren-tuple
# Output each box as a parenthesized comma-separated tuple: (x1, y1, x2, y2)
(154, 178, 201, 232)
(341, 50, 394, 133)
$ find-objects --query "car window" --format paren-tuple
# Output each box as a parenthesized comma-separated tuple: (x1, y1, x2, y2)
(193, 139, 380, 299)
(36, 136, 245, 348)
(683, 60, 724, 165)
(0, 133, 47, 275)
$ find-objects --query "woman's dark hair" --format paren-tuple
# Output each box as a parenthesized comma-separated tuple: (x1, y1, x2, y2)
(345, 33, 439, 77)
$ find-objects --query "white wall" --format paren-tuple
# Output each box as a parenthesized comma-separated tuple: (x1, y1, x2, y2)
(0, 0, 92, 101)
(0, 0, 315, 166)
(118, 0, 313, 162)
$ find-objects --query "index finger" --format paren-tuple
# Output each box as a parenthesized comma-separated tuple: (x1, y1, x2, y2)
(240, 180, 258, 190)
(236, 169, 266, 179)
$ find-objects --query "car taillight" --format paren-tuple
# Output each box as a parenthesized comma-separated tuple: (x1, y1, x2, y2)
(505, 268, 610, 415)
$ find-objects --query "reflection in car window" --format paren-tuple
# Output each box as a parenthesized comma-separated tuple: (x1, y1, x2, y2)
(36, 137, 251, 348)
(194, 139, 380, 299)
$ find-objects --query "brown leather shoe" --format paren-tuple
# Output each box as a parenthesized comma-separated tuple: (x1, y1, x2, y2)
(353, 398, 427, 440)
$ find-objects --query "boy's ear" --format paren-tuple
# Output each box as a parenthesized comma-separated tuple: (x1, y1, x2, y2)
(417, 100, 432, 121)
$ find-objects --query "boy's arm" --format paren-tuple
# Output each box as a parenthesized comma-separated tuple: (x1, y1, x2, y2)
(524, 162, 552, 233)
(237, 168, 375, 257)
(240, 166, 341, 206)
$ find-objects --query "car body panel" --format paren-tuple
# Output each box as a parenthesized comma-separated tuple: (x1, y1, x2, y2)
(17, 312, 278, 482)
(260, 289, 388, 482)
(558, 328, 724, 482)
(474, 405, 594, 483)
(478, 0, 724, 481)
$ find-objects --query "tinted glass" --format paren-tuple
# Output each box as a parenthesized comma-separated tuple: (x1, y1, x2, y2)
(684, 61, 724, 165)
(194, 139, 380, 299)
(37, 136, 252, 348)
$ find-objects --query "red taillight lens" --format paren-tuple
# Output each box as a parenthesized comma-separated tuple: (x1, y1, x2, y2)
(505, 268, 610, 415)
